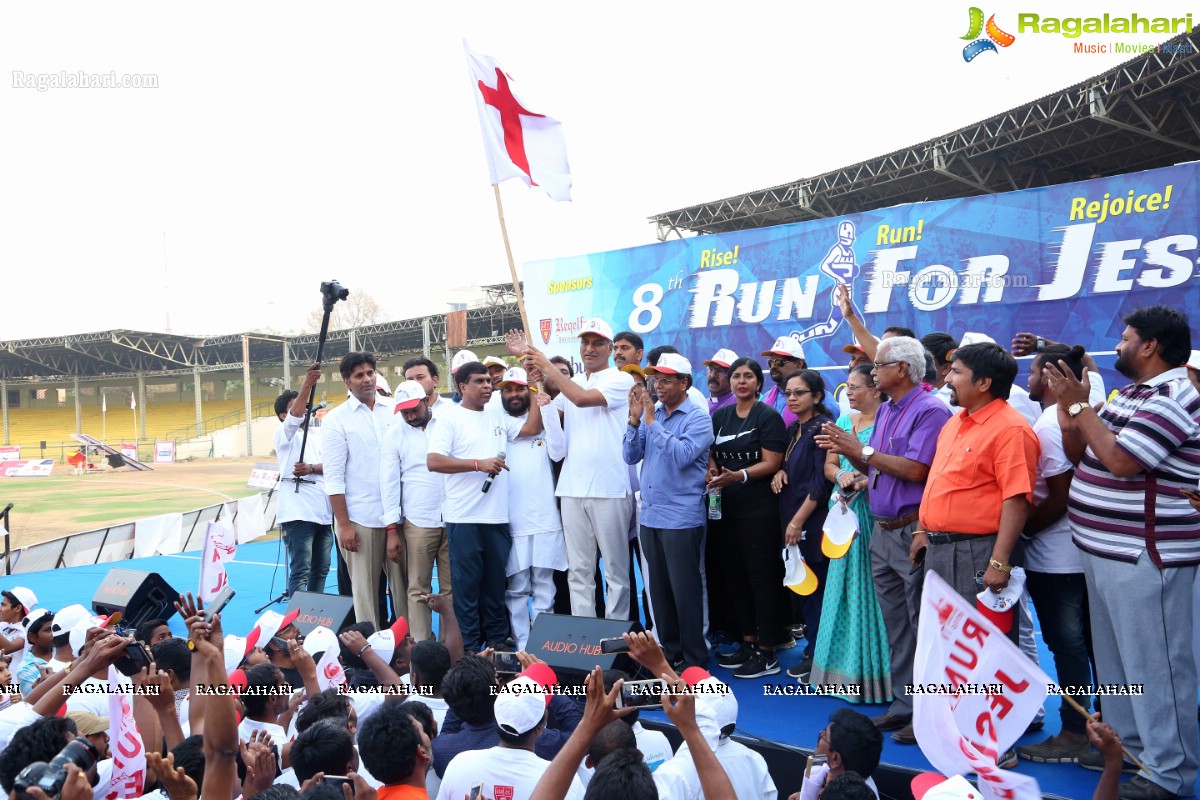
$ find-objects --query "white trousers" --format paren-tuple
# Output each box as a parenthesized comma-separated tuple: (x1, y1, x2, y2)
(561, 496, 633, 619)
(505, 567, 556, 650)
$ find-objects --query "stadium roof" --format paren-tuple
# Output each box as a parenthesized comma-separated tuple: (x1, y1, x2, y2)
(650, 26, 1200, 239)
(0, 290, 522, 382)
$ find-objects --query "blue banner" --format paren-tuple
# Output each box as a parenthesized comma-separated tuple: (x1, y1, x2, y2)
(525, 163, 1197, 389)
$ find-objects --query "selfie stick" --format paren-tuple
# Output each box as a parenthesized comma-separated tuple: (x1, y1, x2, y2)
(294, 281, 348, 492)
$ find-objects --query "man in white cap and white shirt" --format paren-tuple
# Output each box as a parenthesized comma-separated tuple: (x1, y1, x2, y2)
(435, 675, 585, 800)
(450, 350, 477, 404)
(323, 351, 403, 629)
(381, 380, 450, 644)
(704, 348, 739, 416)
(499, 367, 567, 650)
(0, 587, 37, 668)
(523, 318, 637, 620)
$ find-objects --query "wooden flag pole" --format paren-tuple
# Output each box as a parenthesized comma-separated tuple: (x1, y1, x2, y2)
(492, 183, 531, 335)
(1060, 692, 1146, 773)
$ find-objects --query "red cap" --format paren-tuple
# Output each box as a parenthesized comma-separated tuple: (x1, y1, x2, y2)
(279, 609, 301, 631)
(520, 663, 557, 706)
(244, 626, 261, 655)
(680, 666, 713, 687)
(55, 704, 68, 718)
(228, 669, 248, 693)
(975, 600, 1014, 633)
(389, 616, 409, 641)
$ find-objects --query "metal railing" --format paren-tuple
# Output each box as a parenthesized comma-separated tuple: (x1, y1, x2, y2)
(160, 401, 275, 445)
(0, 490, 278, 575)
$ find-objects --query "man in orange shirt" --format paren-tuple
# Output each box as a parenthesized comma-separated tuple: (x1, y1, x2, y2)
(913, 342, 1039, 632)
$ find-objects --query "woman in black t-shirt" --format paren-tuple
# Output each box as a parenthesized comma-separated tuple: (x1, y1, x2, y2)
(708, 357, 789, 679)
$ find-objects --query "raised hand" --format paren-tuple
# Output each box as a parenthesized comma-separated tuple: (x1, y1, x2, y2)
(505, 329, 529, 357)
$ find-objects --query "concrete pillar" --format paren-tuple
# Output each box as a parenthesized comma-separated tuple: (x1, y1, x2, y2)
(73, 375, 81, 434)
(242, 335, 253, 456)
(1, 377, 8, 445)
(422, 317, 431, 359)
(282, 340, 291, 389)
(193, 365, 203, 438)
(137, 372, 147, 442)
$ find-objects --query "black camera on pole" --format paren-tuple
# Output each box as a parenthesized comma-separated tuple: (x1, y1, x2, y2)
(320, 280, 349, 310)
(14, 737, 100, 800)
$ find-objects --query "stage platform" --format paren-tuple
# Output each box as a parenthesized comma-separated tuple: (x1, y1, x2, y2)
(4, 540, 1188, 800)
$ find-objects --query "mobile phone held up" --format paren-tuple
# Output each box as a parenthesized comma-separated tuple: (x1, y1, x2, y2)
(203, 585, 236, 623)
(615, 679, 667, 709)
(491, 650, 521, 675)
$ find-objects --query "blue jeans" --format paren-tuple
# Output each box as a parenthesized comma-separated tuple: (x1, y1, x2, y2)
(1025, 570, 1095, 733)
(282, 520, 333, 597)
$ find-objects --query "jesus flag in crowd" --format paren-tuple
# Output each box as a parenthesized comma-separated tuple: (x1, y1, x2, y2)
(912, 571, 1052, 800)
(198, 519, 237, 604)
(464, 43, 571, 202)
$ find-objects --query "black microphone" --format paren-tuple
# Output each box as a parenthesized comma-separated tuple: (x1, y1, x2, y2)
(481, 451, 505, 493)
(311, 402, 329, 412)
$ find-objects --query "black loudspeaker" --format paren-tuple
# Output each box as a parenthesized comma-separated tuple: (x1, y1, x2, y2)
(526, 614, 643, 682)
(106, 453, 125, 468)
(92, 568, 179, 628)
(284, 591, 355, 636)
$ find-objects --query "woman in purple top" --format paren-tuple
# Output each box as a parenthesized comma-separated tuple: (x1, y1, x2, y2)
(771, 369, 835, 678)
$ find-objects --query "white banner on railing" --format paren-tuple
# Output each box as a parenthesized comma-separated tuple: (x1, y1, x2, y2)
(133, 512, 183, 558)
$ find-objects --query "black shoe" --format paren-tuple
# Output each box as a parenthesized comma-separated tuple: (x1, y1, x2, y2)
(787, 656, 813, 680)
(1118, 775, 1180, 800)
(1024, 718, 1045, 735)
(790, 622, 807, 640)
(715, 643, 755, 669)
(732, 650, 780, 679)
(870, 712, 912, 732)
(1078, 748, 1140, 773)
(891, 723, 917, 745)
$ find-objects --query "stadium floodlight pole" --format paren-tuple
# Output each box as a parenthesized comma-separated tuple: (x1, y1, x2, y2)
(293, 280, 349, 492)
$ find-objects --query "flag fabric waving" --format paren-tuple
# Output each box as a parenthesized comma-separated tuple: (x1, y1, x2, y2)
(912, 570, 1051, 800)
(464, 44, 571, 202)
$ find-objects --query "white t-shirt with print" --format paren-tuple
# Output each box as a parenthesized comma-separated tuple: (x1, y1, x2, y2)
(427, 403, 524, 524)
(553, 368, 635, 498)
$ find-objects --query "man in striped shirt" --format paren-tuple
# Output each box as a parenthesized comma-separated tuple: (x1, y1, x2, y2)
(1044, 306, 1200, 800)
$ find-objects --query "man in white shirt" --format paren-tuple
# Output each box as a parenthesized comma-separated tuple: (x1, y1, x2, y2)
(404, 357, 448, 418)
(524, 318, 636, 620)
(275, 363, 334, 597)
(498, 368, 567, 650)
(323, 352, 404, 630)
(381, 380, 449, 644)
(427, 361, 542, 652)
(436, 676, 585, 800)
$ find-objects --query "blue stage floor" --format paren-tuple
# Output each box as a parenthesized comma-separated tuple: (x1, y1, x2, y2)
(3, 540, 1189, 800)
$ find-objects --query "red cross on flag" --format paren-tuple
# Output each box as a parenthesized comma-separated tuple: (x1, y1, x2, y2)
(465, 44, 571, 202)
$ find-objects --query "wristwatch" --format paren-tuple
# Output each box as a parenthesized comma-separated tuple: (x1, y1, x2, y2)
(1067, 402, 1088, 418)
(861, 446, 876, 463)
(1035, 336, 1047, 352)
(989, 559, 1012, 574)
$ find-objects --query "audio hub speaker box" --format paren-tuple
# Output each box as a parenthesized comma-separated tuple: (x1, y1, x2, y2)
(92, 568, 179, 629)
(525, 614, 644, 683)
(284, 591, 355, 636)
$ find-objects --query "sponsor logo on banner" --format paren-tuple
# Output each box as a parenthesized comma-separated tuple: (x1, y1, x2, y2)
(539, 318, 552, 344)
(0, 459, 55, 478)
(546, 277, 592, 294)
(248, 461, 280, 490)
(0, 446, 20, 462)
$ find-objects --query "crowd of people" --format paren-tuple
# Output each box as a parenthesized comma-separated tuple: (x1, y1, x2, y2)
(1, 294, 1198, 800)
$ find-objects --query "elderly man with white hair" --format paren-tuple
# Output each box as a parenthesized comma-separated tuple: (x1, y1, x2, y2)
(816, 336, 953, 744)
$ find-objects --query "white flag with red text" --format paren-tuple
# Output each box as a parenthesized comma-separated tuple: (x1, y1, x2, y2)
(316, 646, 347, 692)
(912, 571, 1051, 800)
(464, 44, 571, 202)
(199, 520, 237, 604)
(105, 666, 146, 799)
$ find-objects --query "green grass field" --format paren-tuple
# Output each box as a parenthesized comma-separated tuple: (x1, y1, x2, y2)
(0, 459, 265, 547)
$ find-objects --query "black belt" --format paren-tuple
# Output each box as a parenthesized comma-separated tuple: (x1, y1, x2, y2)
(926, 532, 994, 545)
(877, 511, 920, 531)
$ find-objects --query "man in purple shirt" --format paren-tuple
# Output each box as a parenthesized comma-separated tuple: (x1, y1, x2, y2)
(817, 335, 952, 740)
(761, 336, 806, 426)
(703, 348, 738, 416)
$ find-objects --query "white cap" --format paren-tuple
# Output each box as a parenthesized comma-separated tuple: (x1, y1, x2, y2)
(301, 625, 338, 657)
(957, 332, 996, 347)
(451, 350, 478, 372)
(575, 318, 614, 342)
(498, 367, 530, 388)
(223, 635, 248, 673)
(703, 349, 738, 369)
(253, 609, 300, 644)
(482, 356, 508, 369)
(912, 773, 981, 800)
(645, 353, 692, 376)
(5, 587, 37, 613)
(51, 605, 92, 639)
(761, 336, 806, 361)
(69, 615, 104, 657)
(494, 676, 547, 735)
(1187, 350, 1200, 371)
(365, 617, 409, 664)
(374, 375, 392, 396)
(975, 566, 1026, 634)
(681, 668, 738, 733)
(393, 380, 426, 411)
